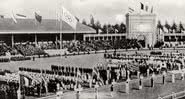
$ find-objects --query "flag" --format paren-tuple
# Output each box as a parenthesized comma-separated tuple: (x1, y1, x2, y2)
(145, 6, 149, 12)
(41, 70, 48, 94)
(16, 14, 26, 18)
(151, 6, 153, 13)
(11, 11, 17, 23)
(75, 16, 80, 22)
(62, 7, 77, 29)
(128, 10, 133, 14)
(0, 15, 4, 18)
(35, 12, 42, 23)
(129, 7, 134, 12)
(20, 74, 32, 87)
(140, 3, 144, 10)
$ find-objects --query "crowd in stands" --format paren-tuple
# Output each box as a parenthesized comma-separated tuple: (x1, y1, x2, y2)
(0, 39, 142, 58)
(65, 39, 142, 53)
(0, 43, 19, 56)
(38, 42, 59, 50)
(14, 43, 46, 56)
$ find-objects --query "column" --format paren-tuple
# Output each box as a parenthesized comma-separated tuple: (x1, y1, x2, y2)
(74, 33, 76, 41)
(162, 72, 166, 85)
(11, 34, 14, 47)
(127, 70, 130, 81)
(137, 71, 140, 79)
(125, 81, 129, 94)
(172, 73, 175, 83)
(34, 34, 37, 46)
(139, 78, 142, 90)
(55, 35, 58, 49)
(147, 69, 150, 77)
(181, 72, 184, 80)
(60, 33, 62, 49)
(151, 75, 154, 87)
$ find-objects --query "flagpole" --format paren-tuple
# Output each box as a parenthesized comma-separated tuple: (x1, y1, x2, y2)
(59, 3, 63, 49)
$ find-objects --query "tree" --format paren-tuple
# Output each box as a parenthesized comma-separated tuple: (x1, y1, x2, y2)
(120, 23, 126, 33)
(95, 20, 101, 33)
(179, 22, 185, 33)
(164, 21, 171, 33)
(171, 21, 177, 33)
(157, 20, 164, 34)
(114, 24, 120, 33)
(107, 24, 114, 33)
(82, 19, 87, 25)
(102, 24, 108, 34)
(89, 15, 95, 28)
(115, 24, 120, 31)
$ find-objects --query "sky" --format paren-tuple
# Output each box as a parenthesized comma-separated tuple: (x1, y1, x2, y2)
(0, 0, 184, 25)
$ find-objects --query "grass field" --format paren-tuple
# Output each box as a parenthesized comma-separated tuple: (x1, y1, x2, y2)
(0, 53, 107, 72)
(0, 48, 184, 72)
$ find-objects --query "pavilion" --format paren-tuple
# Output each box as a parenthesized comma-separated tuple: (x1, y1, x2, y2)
(0, 18, 96, 47)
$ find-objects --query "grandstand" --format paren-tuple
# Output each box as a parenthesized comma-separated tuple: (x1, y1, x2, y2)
(0, 18, 96, 47)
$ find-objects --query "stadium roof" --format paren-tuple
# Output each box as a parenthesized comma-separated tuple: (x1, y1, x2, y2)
(0, 18, 96, 34)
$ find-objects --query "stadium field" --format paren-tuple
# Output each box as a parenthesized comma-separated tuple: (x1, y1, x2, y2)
(0, 48, 184, 72)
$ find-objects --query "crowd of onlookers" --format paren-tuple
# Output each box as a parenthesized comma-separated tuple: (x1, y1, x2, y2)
(0, 44, 18, 56)
(65, 39, 142, 53)
(0, 39, 142, 57)
(15, 43, 46, 56)
(38, 42, 59, 50)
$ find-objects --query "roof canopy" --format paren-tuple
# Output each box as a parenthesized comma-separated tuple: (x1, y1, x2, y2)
(0, 18, 96, 34)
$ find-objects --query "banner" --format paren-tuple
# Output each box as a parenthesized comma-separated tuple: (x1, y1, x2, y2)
(140, 3, 144, 10)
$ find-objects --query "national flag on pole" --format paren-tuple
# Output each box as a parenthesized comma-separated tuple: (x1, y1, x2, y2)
(129, 7, 134, 12)
(0, 15, 4, 18)
(145, 6, 149, 12)
(16, 14, 26, 18)
(151, 6, 153, 13)
(35, 12, 42, 23)
(11, 11, 17, 23)
(128, 7, 135, 13)
(75, 16, 80, 22)
(140, 2, 144, 10)
(62, 7, 77, 30)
